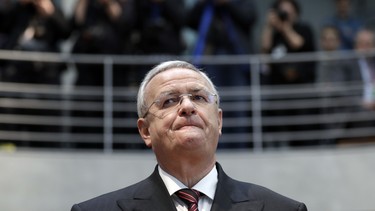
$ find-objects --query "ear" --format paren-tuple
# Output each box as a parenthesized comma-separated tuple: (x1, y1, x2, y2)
(137, 118, 152, 148)
(217, 108, 223, 136)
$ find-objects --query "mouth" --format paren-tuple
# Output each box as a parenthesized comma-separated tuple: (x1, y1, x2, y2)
(174, 121, 202, 130)
(178, 125, 199, 130)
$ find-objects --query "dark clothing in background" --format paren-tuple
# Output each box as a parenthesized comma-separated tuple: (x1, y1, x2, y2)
(131, 0, 186, 86)
(71, 0, 136, 86)
(0, 2, 70, 51)
(133, 0, 186, 55)
(0, 1, 70, 84)
(323, 15, 363, 50)
(188, 0, 257, 56)
(186, 0, 257, 148)
(265, 21, 316, 85)
(187, 0, 257, 87)
(71, 0, 135, 55)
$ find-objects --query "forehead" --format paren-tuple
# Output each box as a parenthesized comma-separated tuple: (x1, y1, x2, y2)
(280, 1, 293, 10)
(357, 32, 374, 43)
(145, 68, 211, 96)
(322, 28, 338, 36)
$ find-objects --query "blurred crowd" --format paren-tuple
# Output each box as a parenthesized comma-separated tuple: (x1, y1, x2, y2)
(0, 0, 258, 87)
(0, 0, 374, 148)
(0, 0, 373, 90)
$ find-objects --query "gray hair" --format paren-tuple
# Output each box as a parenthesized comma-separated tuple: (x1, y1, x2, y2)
(137, 60, 219, 118)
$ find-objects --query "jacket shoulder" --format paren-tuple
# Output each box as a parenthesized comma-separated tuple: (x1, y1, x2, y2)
(71, 178, 150, 211)
(233, 179, 307, 211)
(216, 163, 307, 211)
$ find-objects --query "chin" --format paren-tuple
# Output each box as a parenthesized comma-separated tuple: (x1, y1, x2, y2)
(178, 136, 206, 147)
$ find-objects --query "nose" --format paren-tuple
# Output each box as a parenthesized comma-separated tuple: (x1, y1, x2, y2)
(178, 95, 196, 116)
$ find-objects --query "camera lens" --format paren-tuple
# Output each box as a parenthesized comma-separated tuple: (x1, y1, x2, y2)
(277, 10, 289, 22)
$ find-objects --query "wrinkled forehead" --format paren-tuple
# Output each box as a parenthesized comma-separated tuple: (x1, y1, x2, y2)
(145, 68, 213, 98)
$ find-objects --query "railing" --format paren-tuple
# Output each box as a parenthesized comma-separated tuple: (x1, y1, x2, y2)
(0, 49, 374, 152)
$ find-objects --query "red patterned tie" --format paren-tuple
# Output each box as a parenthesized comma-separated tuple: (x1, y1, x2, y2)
(176, 189, 201, 211)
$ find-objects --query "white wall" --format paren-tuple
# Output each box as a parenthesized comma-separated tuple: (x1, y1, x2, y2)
(1, 146, 375, 211)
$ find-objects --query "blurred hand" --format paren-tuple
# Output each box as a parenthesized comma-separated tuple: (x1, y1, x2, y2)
(266, 10, 281, 29)
(33, 0, 55, 17)
(266, 9, 293, 32)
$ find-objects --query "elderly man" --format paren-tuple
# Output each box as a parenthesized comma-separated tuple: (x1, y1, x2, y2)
(71, 61, 307, 211)
(354, 28, 375, 110)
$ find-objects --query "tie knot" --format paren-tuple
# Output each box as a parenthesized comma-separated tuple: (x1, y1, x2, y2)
(176, 189, 201, 211)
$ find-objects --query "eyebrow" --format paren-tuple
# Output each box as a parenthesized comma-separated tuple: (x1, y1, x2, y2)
(156, 86, 207, 97)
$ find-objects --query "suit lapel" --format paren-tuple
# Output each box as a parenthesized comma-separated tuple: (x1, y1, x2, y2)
(211, 163, 264, 211)
(117, 166, 177, 211)
(116, 163, 264, 211)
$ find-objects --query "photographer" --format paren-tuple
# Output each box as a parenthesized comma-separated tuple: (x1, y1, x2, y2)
(260, 0, 316, 147)
(0, 0, 70, 84)
(261, 0, 315, 85)
(71, 0, 136, 86)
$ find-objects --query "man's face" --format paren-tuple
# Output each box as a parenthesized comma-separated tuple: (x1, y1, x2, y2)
(321, 28, 340, 51)
(137, 68, 222, 161)
(355, 31, 375, 53)
(336, 0, 351, 17)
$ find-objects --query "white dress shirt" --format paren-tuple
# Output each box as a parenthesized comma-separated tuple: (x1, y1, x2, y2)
(158, 165, 218, 211)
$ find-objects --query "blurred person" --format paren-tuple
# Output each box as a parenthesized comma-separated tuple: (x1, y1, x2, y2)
(0, 0, 12, 80)
(320, 26, 341, 52)
(324, 28, 375, 143)
(69, 0, 136, 149)
(187, 0, 257, 87)
(133, 0, 186, 55)
(316, 25, 362, 145)
(0, 0, 70, 148)
(353, 28, 375, 110)
(0, 0, 12, 48)
(187, 0, 257, 148)
(71, 0, 136, 86)
(0, 0, 70, 84)
(261, 0, 316, 85)
(322, 0, 363, 50)
(132, 0, 186, 84)
(261, 0, 316, 147)
(71, 60, 308, 211)
(316, 25, 360, 83)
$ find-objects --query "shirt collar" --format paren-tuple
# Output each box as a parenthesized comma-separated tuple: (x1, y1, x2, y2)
(158, 164, 218, 200)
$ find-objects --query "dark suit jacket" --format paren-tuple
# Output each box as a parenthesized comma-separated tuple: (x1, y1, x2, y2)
(71, 163, 307, 211)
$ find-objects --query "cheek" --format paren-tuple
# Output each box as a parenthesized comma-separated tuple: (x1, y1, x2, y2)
(149, 117, 175, 138)
(202, 109, 222, 131)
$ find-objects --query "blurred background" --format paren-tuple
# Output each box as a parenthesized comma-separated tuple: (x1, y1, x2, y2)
(1, 0, 375, 210)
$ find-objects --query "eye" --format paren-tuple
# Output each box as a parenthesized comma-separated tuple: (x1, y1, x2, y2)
(191, 94, 208, 102)
(161, 96, 180, 108)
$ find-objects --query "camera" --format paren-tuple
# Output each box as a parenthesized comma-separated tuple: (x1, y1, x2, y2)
(276, 10, 289, 22)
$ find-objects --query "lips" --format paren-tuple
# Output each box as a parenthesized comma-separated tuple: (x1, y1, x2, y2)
(173, 119, 203, 130)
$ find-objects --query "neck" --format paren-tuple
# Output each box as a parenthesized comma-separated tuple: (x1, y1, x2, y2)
(158, 156, 216, 188)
